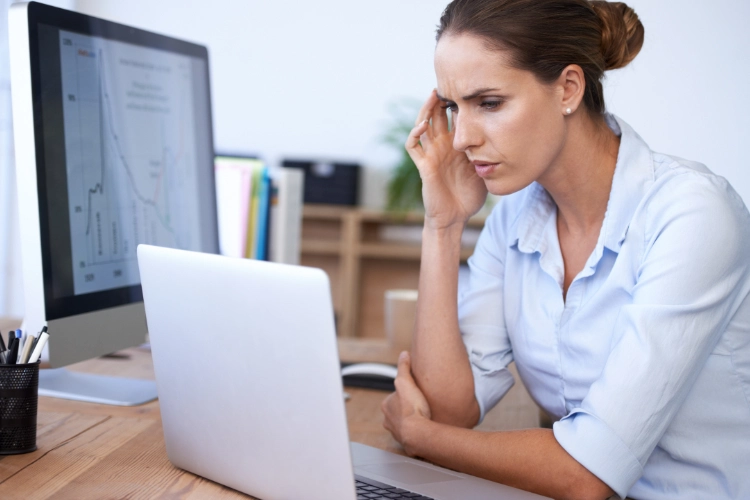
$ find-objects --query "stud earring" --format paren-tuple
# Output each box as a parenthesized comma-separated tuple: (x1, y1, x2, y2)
(565, 108, 572, 115)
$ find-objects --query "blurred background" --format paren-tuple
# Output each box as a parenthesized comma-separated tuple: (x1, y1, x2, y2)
(2, 0, 749, 320)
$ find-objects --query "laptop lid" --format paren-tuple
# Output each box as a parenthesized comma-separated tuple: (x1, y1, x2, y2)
(137, 244, 356, 500)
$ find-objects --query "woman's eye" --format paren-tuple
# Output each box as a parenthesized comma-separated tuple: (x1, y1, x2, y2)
(480, 100, 503, 110)
(441, 103, 458, 113)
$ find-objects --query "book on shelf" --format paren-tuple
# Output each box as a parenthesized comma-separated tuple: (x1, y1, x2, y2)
(269, 167, 304, 265)
(244, 165, 263, 259)
(254, 168, 271, 261)
(214, 155, 304, 264)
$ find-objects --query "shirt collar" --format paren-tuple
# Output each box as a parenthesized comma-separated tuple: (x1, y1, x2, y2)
(511, 114, 654, 255)
(599, 114, 654, 252)
(514, 182, 556, 254)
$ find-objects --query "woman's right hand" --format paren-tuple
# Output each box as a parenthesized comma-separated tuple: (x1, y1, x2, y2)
(406, 90, 488, 230)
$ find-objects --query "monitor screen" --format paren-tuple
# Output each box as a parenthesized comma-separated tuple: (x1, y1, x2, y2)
(57, 30, 208, 295)
(27, 5, 218, 320)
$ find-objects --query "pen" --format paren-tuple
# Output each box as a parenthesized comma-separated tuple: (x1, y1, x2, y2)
(13, 330, 22, 355)
(16, 330, 29, 364)
(27, 334, 40, 359)
(8, 331, 15, 351)
(0, 331, 5, 352)
(28, 331, 49, 364)
(28, 326, 47, 361)
(20, 334, 35, 364)
(7, 338, 18, 365)
(16, 332, 26, 364)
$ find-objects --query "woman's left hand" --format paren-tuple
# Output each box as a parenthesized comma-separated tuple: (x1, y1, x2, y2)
(381, 351, 432, 456)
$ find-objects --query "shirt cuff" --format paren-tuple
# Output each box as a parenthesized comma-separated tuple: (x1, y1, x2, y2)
(553, 409, 643, 499)
(470, 363, 514, 423)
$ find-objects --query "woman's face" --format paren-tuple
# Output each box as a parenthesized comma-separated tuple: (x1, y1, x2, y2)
(434, 34, 567, 195)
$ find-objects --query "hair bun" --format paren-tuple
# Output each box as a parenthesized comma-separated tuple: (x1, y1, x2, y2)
(591, 1, 644, 70)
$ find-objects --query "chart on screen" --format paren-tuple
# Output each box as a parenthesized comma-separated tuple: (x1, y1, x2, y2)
(59, 30, 203, 296)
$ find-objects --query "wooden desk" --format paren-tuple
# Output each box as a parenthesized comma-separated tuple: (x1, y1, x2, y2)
(0, 343, 537, 499)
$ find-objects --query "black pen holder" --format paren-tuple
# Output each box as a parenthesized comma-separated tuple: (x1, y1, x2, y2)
(0, 361, 39, 455)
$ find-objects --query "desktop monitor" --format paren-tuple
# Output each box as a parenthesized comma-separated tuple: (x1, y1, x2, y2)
(8, 2, 219, 404)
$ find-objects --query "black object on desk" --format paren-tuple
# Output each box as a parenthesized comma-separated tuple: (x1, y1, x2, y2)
(341, 362, 395, 392)
(0, 361, 40, 455)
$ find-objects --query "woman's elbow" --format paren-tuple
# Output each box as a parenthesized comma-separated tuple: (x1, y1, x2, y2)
(429, 396, 480, 429)
(560, 470, 615, 500)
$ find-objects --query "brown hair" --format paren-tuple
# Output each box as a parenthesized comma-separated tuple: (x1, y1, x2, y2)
(436, 0, 644, 115)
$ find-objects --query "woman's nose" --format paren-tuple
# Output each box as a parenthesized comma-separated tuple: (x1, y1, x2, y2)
(452, 114, 480, 152)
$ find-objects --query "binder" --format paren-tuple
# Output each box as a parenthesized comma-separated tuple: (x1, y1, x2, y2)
(215, 156, 304, 264)
(214, 156, 262, 258)
(269, 167, 304, 265)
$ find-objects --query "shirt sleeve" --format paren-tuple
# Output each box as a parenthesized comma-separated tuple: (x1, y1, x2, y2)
(459, 210, 515, 423)
(553, 173, 750, 498)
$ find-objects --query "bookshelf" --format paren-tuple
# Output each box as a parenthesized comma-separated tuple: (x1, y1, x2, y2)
(301, 204, 486, 339)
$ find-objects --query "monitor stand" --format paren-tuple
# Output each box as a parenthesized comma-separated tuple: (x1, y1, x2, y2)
(22, 304, 158, 406)
(38, 369, 157, 406)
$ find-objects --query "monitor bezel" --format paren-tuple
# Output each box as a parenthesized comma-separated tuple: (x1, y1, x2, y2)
(25, 1, 218, 321)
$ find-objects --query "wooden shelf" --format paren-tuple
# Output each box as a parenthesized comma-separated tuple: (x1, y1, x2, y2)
(357, 243, 477, 261)
(304, 204, 488, 227)
(300, 239, 341, 255)
(359, 242, 422, 259)
(301, 204, 485, 342)
(303, 204, 353, 219)
(301, 204, 486, 339)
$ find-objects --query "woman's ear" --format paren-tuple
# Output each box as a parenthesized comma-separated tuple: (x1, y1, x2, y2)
(558, 64, 585, 115)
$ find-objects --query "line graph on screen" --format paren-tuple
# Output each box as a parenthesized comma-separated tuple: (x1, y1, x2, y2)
(60, 32, 200, 294)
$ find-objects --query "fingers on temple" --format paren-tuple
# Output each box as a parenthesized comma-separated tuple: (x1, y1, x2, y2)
(405, 120, 429, 160)
(415, 89, 439, 126)
(431, 101, 449, 136)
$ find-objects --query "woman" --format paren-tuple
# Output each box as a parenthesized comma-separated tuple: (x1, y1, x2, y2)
(380, 1, 750, 499)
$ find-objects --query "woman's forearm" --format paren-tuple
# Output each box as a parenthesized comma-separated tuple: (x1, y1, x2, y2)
(403, 419, 614, 500)
(411, 222, 480, 427)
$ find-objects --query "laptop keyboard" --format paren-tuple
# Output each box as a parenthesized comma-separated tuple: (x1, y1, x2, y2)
(355, 474, 435, 499)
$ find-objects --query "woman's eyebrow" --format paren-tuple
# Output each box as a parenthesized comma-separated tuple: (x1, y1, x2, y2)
(462, 88, 502, 100)
(437, 88, 503, 102)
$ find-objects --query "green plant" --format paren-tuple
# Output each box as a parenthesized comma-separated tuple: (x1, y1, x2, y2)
(382, 99, 423, 214)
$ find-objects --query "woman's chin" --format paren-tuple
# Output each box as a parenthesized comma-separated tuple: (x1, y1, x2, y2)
(484, 177, 534, 197)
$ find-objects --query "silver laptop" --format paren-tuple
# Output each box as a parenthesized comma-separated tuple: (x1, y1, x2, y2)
(137, 244, 549, 500)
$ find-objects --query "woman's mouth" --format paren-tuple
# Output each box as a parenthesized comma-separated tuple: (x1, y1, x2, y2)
(472, 161, 499, 178)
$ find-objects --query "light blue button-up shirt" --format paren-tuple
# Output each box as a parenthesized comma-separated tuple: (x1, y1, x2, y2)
(459, 115, 750, 499)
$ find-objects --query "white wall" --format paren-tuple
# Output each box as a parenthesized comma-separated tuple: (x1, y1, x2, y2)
(0, 0, 21, 317)
(75, 0, 450, 207)
(604, 0, 750, 205)
(3, 0, 745, 317)
(69, 0, 750, 209)
(0, 0, 74, 318)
